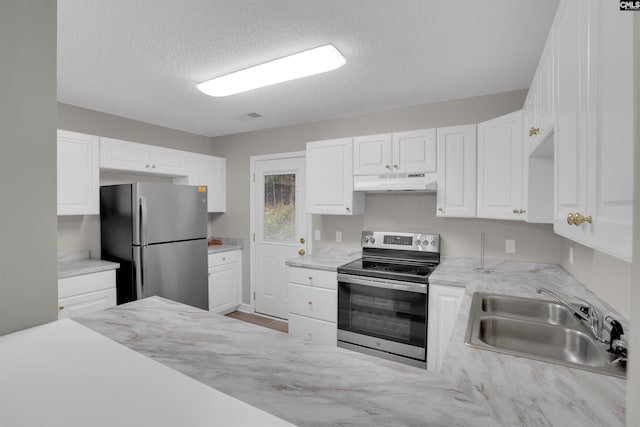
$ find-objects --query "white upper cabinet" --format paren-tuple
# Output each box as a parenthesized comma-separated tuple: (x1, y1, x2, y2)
(57, 130, 100, 215)
(174, 153, 226, 212)
(435, 125, 477, 217)
(100, 137, 188, 177)
(353, 129, 436, 175)
(553, 0, 633, 261)
(392, 129, 437, 174)
(476, 110, 524, 220)
(306, 138, 364, 215)
(353, 134, 392, 175)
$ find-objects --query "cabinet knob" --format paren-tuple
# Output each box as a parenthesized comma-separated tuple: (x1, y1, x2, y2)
(308, 301, 313, 305)
(438, 207, 444, 212)
(345, 207, 350, 212)
(308, 276, 313, 281)
(385, 165, 391, 169)
(298, 249, 306, 256)
(152, 165, 157, 169)
(573, 213, 592, 226)
(393, 164, 399, 169)
(222, 257, 226, 261)
(300, 237, 305, 244)
(567, 212, 575, 225)
(58, 306, 64, 311)
(513, 209, 519, 214)
(519, 209, 526, 214)
(529, 127, 540, 137)
(145, 164, 150, 168)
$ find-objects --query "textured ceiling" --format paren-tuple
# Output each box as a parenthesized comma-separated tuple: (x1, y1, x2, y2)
(57, 0, 559, 138)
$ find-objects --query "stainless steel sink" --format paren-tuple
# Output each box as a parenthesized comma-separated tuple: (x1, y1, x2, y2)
(481, 294, 579, 327)
(465, 292, 626, 378)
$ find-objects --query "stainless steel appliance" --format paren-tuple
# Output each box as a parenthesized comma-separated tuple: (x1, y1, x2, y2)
(100, 183, 208, 310)
(337, 231, 440, 368)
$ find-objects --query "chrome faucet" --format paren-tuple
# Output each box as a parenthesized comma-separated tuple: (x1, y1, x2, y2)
(536, 287, 605, 342)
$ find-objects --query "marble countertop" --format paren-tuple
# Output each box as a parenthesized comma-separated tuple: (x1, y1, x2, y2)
(285, 246, 361, 271)
(0, 319, 293, 427)
(58, 250, 119, 279)
(208, 236, 243, 254)
(76, 257, 628, 427)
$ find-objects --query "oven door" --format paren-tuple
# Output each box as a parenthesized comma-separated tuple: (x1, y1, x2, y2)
(337, 273, 427, 361)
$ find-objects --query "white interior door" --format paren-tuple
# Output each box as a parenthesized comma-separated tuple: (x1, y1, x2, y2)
(252, 155, 307, 320)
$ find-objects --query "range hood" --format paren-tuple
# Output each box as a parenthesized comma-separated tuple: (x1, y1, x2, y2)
(354, 173, 437, 192)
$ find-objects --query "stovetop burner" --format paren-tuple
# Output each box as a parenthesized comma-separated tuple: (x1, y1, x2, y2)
(337, 231, 441, 284)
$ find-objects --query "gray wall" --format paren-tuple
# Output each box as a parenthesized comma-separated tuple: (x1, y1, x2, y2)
(0, 0, 58, 334)
(57, 104, 212, 258)
(626, 12, 640, 427)
(210, 90, 567, 304)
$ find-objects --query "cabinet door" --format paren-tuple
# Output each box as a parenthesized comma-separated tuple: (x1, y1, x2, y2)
(57, 130, 100, 215)
(426, 284, 464, 372)
(536, 39, 554, 140)
(175, 154, 226, 212)
(306, 138, 364, 215)
(392, 129, 437, 174)
(58, 288, 117, 320)
(100, 137, 150, 173)
(208, 262, 240, 314)
(477, 110, 523, 220)
(353, 134, 392, 175)
(436, 125, 476, 217)
(148, 146, 188, 176)
(587, 0, 633, 261)
(553, 0, 591, 244)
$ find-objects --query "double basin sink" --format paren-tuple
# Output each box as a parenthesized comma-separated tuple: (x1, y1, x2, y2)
(464, 292, 626, 378)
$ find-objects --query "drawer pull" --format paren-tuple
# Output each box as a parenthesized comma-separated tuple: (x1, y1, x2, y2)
(222, 257, 226, 261)
(58, 306, 65, 311)
(308, 301, 313, 305)
(308, 276, 313, 281)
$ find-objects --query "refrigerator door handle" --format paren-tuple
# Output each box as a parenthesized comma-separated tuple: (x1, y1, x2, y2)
(140, 196, 148, 247)
(133, 246, 144, 298)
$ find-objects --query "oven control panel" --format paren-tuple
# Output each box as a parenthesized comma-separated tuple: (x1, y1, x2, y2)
(361, 231, 440, 252)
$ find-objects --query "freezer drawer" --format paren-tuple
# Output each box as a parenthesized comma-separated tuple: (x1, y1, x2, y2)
(133, 239, 208, 310)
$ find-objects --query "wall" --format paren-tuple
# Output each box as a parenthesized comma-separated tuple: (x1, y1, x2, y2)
(209, 90, 566, 303)
(626, 12, 640, 427)
(57, 104, 212, 258)
(559, 239, 631, 318)
(0, 0, 58, 334)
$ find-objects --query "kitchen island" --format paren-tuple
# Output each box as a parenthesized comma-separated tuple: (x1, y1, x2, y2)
(77, 258, 627, 427)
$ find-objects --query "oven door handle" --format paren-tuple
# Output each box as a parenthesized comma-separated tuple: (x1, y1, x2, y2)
(337, 273, 427, 294)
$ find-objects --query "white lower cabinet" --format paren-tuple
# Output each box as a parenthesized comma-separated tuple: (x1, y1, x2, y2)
(208, 250, 241, 314)
(58, 270, 117, 319)
(287, 266, 337, 346)
(427, 284, 465, 372)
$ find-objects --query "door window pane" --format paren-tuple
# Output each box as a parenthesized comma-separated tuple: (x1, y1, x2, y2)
(263, 174, 296, 242)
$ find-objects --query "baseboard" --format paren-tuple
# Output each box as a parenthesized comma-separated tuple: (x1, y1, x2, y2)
(237, 303, 253, 313)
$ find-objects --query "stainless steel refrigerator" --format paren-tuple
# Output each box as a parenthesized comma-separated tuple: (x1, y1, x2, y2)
(100, 183, 208, 310)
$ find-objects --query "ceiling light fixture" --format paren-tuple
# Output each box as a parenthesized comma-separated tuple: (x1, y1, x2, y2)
(196, 44, 346, 97)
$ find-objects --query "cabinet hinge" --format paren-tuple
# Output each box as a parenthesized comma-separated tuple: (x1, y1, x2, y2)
(253, 291, 256, 301)
(253, 233, 256, 242)
(253, 174, 255, 183)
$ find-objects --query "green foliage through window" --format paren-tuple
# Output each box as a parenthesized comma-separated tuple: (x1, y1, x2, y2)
(263, 174, 296, 242)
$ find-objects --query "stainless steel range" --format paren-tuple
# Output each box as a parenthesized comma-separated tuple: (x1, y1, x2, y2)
(337, 231, 440, 369)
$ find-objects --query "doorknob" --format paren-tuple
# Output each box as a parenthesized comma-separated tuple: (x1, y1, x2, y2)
(300, 237, 305, 244)
(298, 249, 306, 256)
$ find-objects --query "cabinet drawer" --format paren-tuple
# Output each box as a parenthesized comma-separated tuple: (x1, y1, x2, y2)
(58, 270, 116, 299)
(288, 313, 336, 346)
(208, 250, 240, 267)
(58, 288, 117, 320)
(289, 283, 336, 322)
(287, 267, 337, 290)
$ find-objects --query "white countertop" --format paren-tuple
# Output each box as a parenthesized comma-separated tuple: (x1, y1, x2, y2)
(0, 319, 294, 427)
(57, 250, 119, 279)
(285, 246, 361, 271)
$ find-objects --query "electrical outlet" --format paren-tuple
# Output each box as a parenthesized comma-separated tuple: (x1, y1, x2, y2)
(314, 230, 321, 240)
(336, 231, 342, 242)
(506, 240, 516, 254)
(569, 247, 574, 264)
